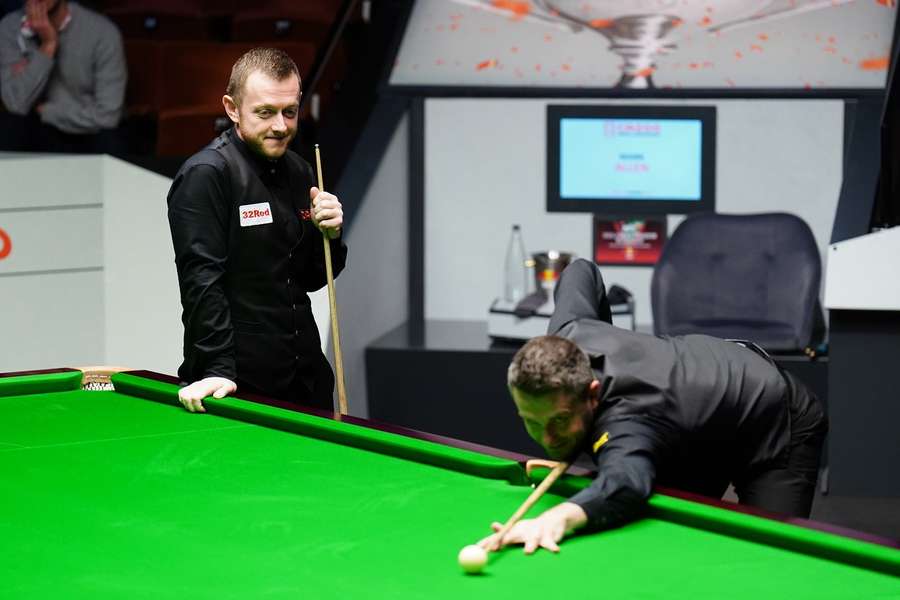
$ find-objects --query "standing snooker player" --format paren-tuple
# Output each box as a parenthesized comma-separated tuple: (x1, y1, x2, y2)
(167, 47, 346, 412)
(482, 259, 828, 554)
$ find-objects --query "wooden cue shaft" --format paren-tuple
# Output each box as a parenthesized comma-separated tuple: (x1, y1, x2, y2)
(492, 461, 570, 548)
(313, 144, 348, 417)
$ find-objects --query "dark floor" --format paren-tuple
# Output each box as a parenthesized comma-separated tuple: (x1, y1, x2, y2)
(721, 485, 900, 541)
(810, 494, 900, 541)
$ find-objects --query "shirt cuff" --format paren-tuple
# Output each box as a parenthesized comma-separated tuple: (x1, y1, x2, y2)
(568, 486, 648, 531)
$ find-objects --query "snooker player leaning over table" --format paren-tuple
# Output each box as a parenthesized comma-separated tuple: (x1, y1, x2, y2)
(482, 259, 828, 555)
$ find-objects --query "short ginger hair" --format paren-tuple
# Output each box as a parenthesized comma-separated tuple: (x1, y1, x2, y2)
(226, 47, 301, 106)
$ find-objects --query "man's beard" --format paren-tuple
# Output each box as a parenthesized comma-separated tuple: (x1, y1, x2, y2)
(243, 129, 295, 159)
(547, 412, 593, 460)
(547, 436, 580, 461)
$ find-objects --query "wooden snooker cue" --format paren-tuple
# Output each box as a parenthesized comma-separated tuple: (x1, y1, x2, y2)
(490, 461, 570, 549)
(313, 144, 348, 418)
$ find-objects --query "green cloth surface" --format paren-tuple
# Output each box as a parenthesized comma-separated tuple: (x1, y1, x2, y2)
(1, 384, 898, 600)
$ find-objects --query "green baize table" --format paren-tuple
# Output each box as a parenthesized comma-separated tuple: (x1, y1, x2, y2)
(1, 369, 898, 599)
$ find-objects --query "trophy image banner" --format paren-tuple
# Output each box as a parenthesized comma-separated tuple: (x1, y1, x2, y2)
(390, 0, 896, 89)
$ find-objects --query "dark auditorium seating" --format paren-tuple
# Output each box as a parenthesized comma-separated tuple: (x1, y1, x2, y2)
(110, 1, 348, 157)
(156, 106, 230, 156)
(230, 2, 342, 43)
(103, 1, 214, 40)
(123, 40, 163, 115)
(150, 41, 317, 155)
(157, 41, 317, 111)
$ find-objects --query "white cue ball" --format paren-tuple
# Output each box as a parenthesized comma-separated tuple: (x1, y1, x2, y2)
(458, 544, 488, 574)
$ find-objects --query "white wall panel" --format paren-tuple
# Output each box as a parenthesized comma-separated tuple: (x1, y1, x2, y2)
(0, 155, 185, 375)
(0, 155, 101, 210)
(102, 157, 183, 375)
(0, 208, 103, 274)
(825, 227, 900, 311)
(327, 115, 410, 417)
(425, 98, 843, 326)
(0, 271, 104, 371)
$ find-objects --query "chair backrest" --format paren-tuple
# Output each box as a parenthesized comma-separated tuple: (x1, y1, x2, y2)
(651, 212, 823, 352)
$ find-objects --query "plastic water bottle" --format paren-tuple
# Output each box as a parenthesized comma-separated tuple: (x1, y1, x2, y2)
(504, 225, 528, 303)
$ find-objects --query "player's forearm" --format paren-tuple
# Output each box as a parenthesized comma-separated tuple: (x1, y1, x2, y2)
(187, 314, 237, 381)
(302, 238, 348, 291)
(568, 457, 655, 531)
(201, 359, 237, 382)
(177, 264, 237, 381)
(328, 238, 348, 281)
(570, 485, 650, 531)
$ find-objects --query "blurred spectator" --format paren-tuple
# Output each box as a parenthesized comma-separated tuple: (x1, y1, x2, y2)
(0, 0, 126, 153)
(1, 1, 24, 21)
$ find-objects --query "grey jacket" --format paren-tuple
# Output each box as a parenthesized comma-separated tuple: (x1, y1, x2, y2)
(0, 2, 125, 134)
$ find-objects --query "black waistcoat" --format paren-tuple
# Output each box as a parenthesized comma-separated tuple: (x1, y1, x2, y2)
(178, 128, 345, 401)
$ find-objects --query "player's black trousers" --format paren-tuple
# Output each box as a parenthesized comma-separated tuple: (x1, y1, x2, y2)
(732, 370, 828, 518)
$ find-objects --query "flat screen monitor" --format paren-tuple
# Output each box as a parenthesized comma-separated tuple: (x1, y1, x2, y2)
(547, 105, 716, 215)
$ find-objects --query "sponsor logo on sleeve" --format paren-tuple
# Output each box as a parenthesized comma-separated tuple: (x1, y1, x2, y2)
(592, 431, 610, 454)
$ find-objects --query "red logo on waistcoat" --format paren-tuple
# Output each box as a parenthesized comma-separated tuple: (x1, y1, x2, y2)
(299, 209, 312, 221)
(241, 207, 271, 219)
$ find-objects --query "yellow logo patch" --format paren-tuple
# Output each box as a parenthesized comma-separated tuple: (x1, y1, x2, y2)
(592, 432, 610, 453)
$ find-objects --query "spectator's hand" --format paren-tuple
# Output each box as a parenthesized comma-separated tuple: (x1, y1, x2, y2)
(177, 377, 236, 413)
(478, 502, 587, 554)
(310, 186, 343, 239)
(26, 0, 58, 51)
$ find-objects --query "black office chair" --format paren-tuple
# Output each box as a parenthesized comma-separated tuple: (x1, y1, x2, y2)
(651, 212, 825, 353)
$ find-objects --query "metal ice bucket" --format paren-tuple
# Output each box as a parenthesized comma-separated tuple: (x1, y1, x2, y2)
(532, 251, 574, 293)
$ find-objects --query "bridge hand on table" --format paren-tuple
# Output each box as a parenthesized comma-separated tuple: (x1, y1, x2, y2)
(478, 502, 588, 555)
(177, 377, 236, 413)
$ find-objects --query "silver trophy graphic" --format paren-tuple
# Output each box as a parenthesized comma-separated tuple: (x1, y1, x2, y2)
(451, 0, 858, 88)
